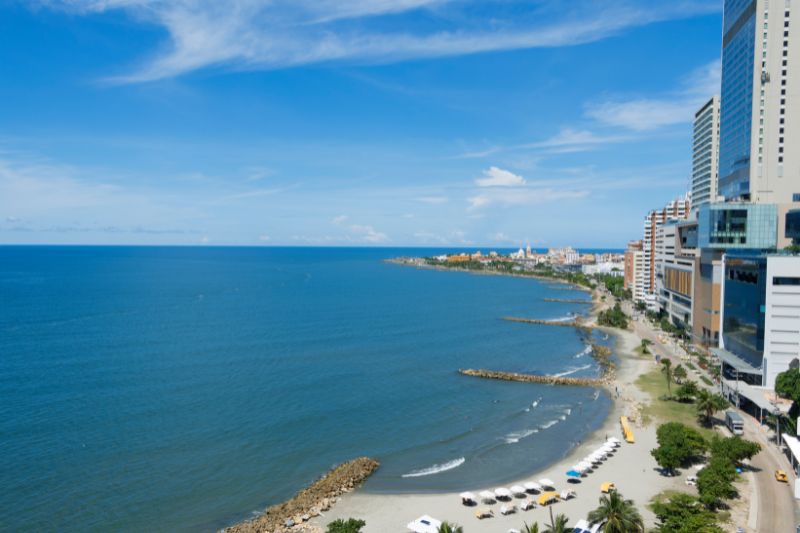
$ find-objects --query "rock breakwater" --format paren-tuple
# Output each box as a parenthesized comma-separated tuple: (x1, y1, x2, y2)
(222, 457, 380, 533)
(459, 368, 605, 387)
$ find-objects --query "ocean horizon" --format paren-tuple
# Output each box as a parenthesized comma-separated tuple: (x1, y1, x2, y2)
(0, 246, 614, 532)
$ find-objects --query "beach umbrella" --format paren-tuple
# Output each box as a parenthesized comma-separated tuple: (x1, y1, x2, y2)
(459, 491, 476, 503)
(559, 489, 576, 500)
(479, 490, 495, 502)
(510, 485, 526, 495)
(494, 487, 512, 499)
(523, 481, 542, 492)
(566, 470, 581, 478)
(578, 461, 593, 471)
(538, 478, 555, 488)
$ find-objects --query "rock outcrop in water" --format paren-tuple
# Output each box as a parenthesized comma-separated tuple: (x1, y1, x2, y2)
(459, 368, 605, 387)
(222, 457, 379, 533)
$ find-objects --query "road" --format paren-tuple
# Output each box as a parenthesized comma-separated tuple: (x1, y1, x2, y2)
(621, 300, 799, 531)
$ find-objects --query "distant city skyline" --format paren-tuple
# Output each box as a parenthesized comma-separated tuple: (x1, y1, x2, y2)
(1, 1, 723, 247)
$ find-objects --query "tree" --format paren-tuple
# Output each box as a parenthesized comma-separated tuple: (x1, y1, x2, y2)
(661, 359, 673, 395)
(522, 523, 540, 533)
(651, 493, 723, 532)
(326, 518, 366, 533)
(674, 380, 699, 402)
(697, 457, 738, 509)
(437, 522, 463, 533)
(598, 303, 629, 329)
(709, 436, 761, 466)
(695, 389, 728, 426)
(650, 422, 707, 473)
(543, 513, 570, 533)
(586, 491, 644, 533)
(673, 364, 688, 384)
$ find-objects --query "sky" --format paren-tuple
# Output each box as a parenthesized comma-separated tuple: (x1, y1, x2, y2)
(0, 0, 724, 248)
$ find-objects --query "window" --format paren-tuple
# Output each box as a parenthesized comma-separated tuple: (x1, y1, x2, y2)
(774, 277, 800, 286)
(793, 193, 800, 201)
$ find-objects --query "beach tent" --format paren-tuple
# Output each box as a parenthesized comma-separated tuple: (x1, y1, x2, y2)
(479, 490, 496, 503)
(475, 508, 494, 519)
(607, 437, 621, 446)
(406, 515, 442, 533)
(559, 489, 576, 500)
(500, 504, 516, 515)
(524, 481, 542, 493)
(566, 470, 581, 478)
(510, 485, 526, 496)
(538, 491, 559, 506)
(600, 481, 616, 493)
(538, 478, 555, 489)
(520, 499, 535, 511)
(459, 492, 476, 505)
(577, 461, 593, 472)
(494, 487, 512, 500)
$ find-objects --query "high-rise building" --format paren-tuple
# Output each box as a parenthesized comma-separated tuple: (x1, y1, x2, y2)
(718, 0, 799, 232)
(641, 194, 692, 308)
(624, 240, 644, 301)
(656, 220, 698, 329)
(692, 96, 720, 207)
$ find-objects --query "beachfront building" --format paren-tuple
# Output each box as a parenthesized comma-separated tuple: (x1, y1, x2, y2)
(715, 252, 800, 419)
(656, 220, 699, 330)
(640, 194, 692, 309)
(718, 0, 800, 231)
(624, 240, 645, 302)
(692, 96, 721, 208)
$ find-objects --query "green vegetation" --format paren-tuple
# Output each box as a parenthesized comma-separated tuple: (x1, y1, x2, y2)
(597, 303, 629, 329)
(437, 522, 463, 533)
(709, 436, 760, 466)
(327, 518, 366, 533)
(674, 380, 699, 402)
(521, 523, 540, 533)
(600, 274, 626, 299)
(651, 492, 724, 532)
(695, 389, 728, 427)
(661, 359, 673, 395)
(673, 364, 687, 384)
(543, 513, 570, 533)
(776, 368, 800, 427)
(651, 422, 707, 473)
(696, 457, 738, 509)
(700, 375, 714, 387)
(635, 368, 715, 437)
(587, 491, 644, 532)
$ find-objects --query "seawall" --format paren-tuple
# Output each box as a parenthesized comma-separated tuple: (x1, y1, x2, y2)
(458, 368, 605, 387)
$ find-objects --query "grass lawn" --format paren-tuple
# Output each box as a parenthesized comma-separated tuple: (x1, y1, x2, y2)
(635, 367, 717, 439)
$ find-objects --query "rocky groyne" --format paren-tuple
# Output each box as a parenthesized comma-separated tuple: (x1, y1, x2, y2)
(223, 457, 380, 533)
(459, 368, 605, 387)
(542, 298, 593, 304)
(501, 316, 593, 334)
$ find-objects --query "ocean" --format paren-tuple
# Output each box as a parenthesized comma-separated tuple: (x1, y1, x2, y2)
(0, 246, 614, 532)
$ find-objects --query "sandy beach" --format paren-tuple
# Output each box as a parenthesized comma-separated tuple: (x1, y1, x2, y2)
(311, 326, 688, 532)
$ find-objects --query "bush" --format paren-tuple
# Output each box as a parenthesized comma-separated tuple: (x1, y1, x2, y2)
(697, 457, 738, 509)
(598, 303, 629, 329)
(327, 518, 366, 533)
(651, 492, 723, 532)
(651, 422, 707, 473)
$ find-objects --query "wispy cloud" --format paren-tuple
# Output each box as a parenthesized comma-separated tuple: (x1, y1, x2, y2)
(475, 166, 526, 187)
(585, 59, 721, 130)
(415, 195, 449, 204)
(468, 188, 588, 209)
(332, 213, 388, 243)
(40, 0, 720, 82)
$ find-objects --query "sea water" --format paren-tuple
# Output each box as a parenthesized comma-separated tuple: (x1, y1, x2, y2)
(0, 246, 613, 532)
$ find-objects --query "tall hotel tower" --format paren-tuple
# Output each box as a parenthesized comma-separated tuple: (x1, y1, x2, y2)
(719, 0, 799, 241)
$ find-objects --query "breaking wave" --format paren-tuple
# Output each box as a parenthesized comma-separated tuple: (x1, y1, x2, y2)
(504, 428, 539, 444)
(402, 457, 466, 478)
(552, 364, 592, 378)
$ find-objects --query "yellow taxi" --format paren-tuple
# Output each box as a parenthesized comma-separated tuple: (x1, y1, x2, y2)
(775, 470, 789, 483)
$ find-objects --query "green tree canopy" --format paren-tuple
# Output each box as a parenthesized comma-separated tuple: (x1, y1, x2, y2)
(695, 390, 728, 426)
(674, 380, 699, 402)
(586, 491, 644, 533)
(650, 422, 707, 473)
(709, 436, 761, 466)
(661, 359, 673, 395)
(673, 365, 687, 384)
(543, 513, 570, 533)
(437, 522, 463, 533)
(326, 518, 366, 533)
(696, 457, 738, 509)
(651, 493, 724, 532)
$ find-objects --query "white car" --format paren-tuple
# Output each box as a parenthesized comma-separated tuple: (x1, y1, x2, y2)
(685, 475, 697, 486)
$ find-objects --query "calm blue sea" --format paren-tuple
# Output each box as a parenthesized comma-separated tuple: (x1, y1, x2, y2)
(0, 246, 614, 532)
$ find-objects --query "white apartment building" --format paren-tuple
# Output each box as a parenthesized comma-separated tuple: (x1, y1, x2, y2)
(691, 96, 720, 207)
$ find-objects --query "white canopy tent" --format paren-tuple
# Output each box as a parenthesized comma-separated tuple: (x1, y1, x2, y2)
(407, 515, 441, 533)
(524, 481, 542, 492)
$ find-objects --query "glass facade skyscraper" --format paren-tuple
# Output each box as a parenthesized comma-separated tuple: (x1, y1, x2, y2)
(719, 0, 756, 200)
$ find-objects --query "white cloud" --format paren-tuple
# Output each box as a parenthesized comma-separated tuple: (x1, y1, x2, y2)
(475, 166, 526, 187)
(40, 1, 721, 82)
(348, 223, 388, 243)
(258, 234, 270, 241)
(468, 188, 588, 209)
(332, 214, 349, 224)
(585, 59, 721, 131)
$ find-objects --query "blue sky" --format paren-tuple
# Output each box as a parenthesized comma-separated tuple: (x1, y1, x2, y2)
(1, 0, 723, 247)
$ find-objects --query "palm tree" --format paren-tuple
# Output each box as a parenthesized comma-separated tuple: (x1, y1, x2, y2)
(673, 364, 687, 384)
(522, 522, 540, 533)
(661, 358, 673, 395)
(587, 491, 644, 532)
(543, 510, 570, 533)
(696, 389, 728, 426)
(437, 522, 463, 533)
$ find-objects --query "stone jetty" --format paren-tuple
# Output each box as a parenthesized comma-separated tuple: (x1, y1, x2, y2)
(542, 298, 593, 304)
(223, 457, 380, 533)
(501, 316, 593, 334)
(459, 368, 605, 387)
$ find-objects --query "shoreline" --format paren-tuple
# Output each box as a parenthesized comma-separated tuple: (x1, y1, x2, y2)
(311, 326, 675, 532)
